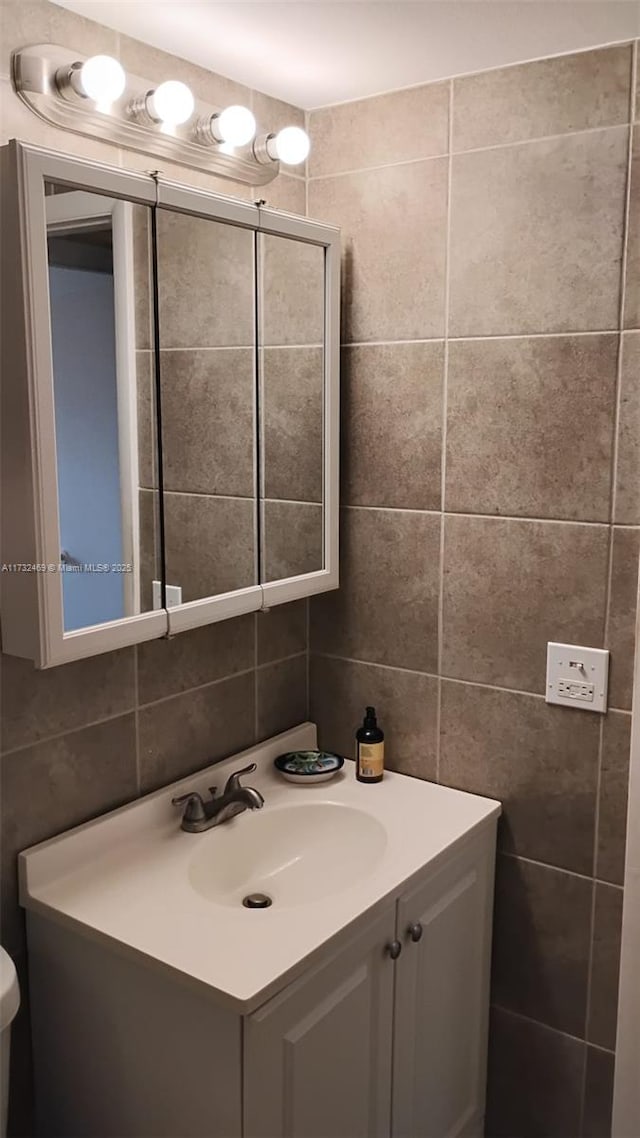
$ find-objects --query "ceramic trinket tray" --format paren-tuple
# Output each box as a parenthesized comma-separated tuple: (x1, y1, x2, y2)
(273, 750, 344, 784)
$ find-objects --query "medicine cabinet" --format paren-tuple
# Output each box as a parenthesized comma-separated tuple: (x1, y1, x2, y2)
(1, 141, 339, 666)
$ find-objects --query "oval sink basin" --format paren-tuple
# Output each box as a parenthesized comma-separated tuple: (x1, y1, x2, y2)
(188, 802, 388, 909)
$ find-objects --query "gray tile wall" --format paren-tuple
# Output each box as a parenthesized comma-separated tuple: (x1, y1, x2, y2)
(308, 41, 639, 1138)
(0, 4, 311, 1133)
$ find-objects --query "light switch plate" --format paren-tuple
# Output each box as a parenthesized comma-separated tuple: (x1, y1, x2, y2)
(546, 642, 609, 713)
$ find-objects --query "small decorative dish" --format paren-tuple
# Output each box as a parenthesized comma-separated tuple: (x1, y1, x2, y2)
(273, 750, 344, 784)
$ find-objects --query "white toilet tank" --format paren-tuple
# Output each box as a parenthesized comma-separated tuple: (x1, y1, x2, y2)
(0, 948, 20, 1138)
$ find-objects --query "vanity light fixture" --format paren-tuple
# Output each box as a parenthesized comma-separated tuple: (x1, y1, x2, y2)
(12, 44, 309, 184)
(57, 54, 126, 106)
(257, 125, 311, 166)
(199, 104, 257, 147)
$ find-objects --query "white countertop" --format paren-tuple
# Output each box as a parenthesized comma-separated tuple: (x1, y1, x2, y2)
(20, 722, 500, 1012)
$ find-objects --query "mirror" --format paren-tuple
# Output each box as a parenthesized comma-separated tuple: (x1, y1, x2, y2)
(2, 143, 338, 668)
(45, 182, 162, 633)
(44, 191, 328, 629)
(154, 207, 258, 602)
(259, 233, 325, 582)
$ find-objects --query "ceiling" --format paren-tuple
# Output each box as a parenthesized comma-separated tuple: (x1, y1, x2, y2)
(52, 0, 640, 109)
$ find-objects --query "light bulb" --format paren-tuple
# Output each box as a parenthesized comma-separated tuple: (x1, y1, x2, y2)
(148, 80, 194, 126)
(270, 125, 310, 165)
(71, 55, 126, 104)
(212, 105, 256, 147)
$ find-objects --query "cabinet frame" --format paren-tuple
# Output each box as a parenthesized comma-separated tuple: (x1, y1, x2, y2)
(1, 140, 340, 665)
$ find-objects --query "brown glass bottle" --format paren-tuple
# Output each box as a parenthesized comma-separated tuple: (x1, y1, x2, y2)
(356, 706, 384, 783)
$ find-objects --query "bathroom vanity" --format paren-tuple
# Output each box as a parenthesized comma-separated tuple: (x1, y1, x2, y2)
(20, 723, 500, 1138)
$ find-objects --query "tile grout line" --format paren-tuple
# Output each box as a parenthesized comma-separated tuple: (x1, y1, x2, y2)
(138, 650, 308, 709)
(306, 598, 311, 723)
(449, 330, 620, 342)
(1, 652, 310, 760)
(450, 120, 630, 159)
(583, 1040, 618, 1057)
(309, 153, 448, 183)
(311, 649, 634, 712)
(343, 503, 617, 528)
(491, 1002, 592, 1052)
(606, 45, 636, 546)
(133, 643, 141, 797)
(2, 706, 138, 760)
(307, 121, 630, 183)
(161, 491, 321, 507)
(499, 849, 625, 890)
(305, 107, 310, 219)
(343, 331, 620, 345)
(156, 344, 323, 352)
(581, 889, 596, 1133)
(253, 613, 259, 742)
(436, 78, 455, 783)
(580, 61, 638, 1122)
(628, 40, 633, 124)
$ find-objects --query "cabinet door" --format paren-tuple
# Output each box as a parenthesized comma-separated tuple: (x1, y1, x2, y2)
(392, 829, 497, 1138)
(244, 905, 396, 1138)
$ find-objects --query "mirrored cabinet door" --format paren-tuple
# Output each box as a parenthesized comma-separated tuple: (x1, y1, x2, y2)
(154, 207, 258, 605)
(258, 233, 325, 582)
(44, 182, 163, 634)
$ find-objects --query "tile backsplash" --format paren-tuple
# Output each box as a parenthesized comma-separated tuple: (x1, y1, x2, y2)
(308, 39, 639, 1138)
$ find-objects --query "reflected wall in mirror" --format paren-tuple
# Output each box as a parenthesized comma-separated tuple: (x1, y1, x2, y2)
(45, 182, 161, 633)
(259, 234, 325, 582)
(155, 208, 257, 602)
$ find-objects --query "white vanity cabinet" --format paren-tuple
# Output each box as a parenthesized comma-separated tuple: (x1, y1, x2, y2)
(20, 725, 499, 1138)
(244, 830, 494, 1138)
(26, 832, 495, 1138)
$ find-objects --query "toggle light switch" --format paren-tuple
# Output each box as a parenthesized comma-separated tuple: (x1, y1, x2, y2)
(546, 643, 609, 713)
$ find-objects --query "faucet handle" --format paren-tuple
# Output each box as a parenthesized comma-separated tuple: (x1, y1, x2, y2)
(171, 791, 207, 824)
(223, 762, 258, 795)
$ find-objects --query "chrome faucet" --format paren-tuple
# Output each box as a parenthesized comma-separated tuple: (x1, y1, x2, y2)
(172, 762, 264, 833)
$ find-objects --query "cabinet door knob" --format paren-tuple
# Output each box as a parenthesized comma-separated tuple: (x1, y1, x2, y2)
(408, 922, 423, 943)
(387, 940, 402, 960)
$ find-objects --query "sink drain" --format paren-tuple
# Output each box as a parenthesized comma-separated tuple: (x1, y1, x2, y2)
(242, 892, 273, 909)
